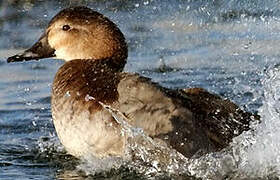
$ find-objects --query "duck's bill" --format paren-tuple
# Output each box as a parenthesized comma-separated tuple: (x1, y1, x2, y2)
(7, 33, 55, 63)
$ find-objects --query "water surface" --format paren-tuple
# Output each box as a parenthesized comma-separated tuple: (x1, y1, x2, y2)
(1, 0, 280, 179)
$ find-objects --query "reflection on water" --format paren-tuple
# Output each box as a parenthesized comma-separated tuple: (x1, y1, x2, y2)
(1, 0, 280, 179)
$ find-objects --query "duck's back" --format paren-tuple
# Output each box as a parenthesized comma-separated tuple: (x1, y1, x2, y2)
(116, 73, 215, 157)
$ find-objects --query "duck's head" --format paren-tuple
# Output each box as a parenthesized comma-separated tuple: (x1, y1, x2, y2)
(7, 6, 128, 69)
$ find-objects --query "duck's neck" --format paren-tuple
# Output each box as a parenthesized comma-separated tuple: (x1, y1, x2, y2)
(107, 56, 127, 72)
(90, 57, 126, 72)
(62, 56, 127, 72)
(53, 58, 124, 107)
(86, 47, 128, 72)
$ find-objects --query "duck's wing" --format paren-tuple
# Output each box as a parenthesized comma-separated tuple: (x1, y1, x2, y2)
(117, 73, 193, 136)
(179, 88, 260, 149)
(117, 73, 259, 152)
(117, 73, 215, 157)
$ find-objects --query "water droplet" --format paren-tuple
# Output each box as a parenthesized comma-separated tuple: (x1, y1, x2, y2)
(85, 94, 95, 101)
(65, 91, 71, 97)
(260, 15, 265, 22)
(24, 87, 30, 92)
(243, 44, 249, 49)
(26, 102, 32, 106)
(34, 115, 39, 120)
(32, 120, 37, 126)
(215, 109, 221, 114)
(151, 160, 159, 169)
(234, 129, 239, 135)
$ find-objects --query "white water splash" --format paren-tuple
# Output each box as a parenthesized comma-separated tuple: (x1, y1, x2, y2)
(237, 65, 280, 178)
(95, 99, 191, 177)
(187, 65, 280, 179)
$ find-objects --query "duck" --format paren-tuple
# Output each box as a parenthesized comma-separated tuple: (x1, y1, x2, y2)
(7, 6, 259, 159)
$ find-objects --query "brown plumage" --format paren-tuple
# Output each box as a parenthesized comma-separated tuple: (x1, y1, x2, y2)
(7, 6, 259, 159)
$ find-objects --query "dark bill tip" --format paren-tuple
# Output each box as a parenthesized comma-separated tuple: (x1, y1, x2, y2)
(7, 53, 40, 63)
(7, 33, 55, 63)
(7, 55, 20, 63)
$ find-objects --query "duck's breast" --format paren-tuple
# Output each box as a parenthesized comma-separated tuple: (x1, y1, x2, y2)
(51, 59, 125, 158)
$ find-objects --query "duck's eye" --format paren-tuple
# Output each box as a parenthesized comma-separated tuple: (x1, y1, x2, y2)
(62, 25, 71, 31)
